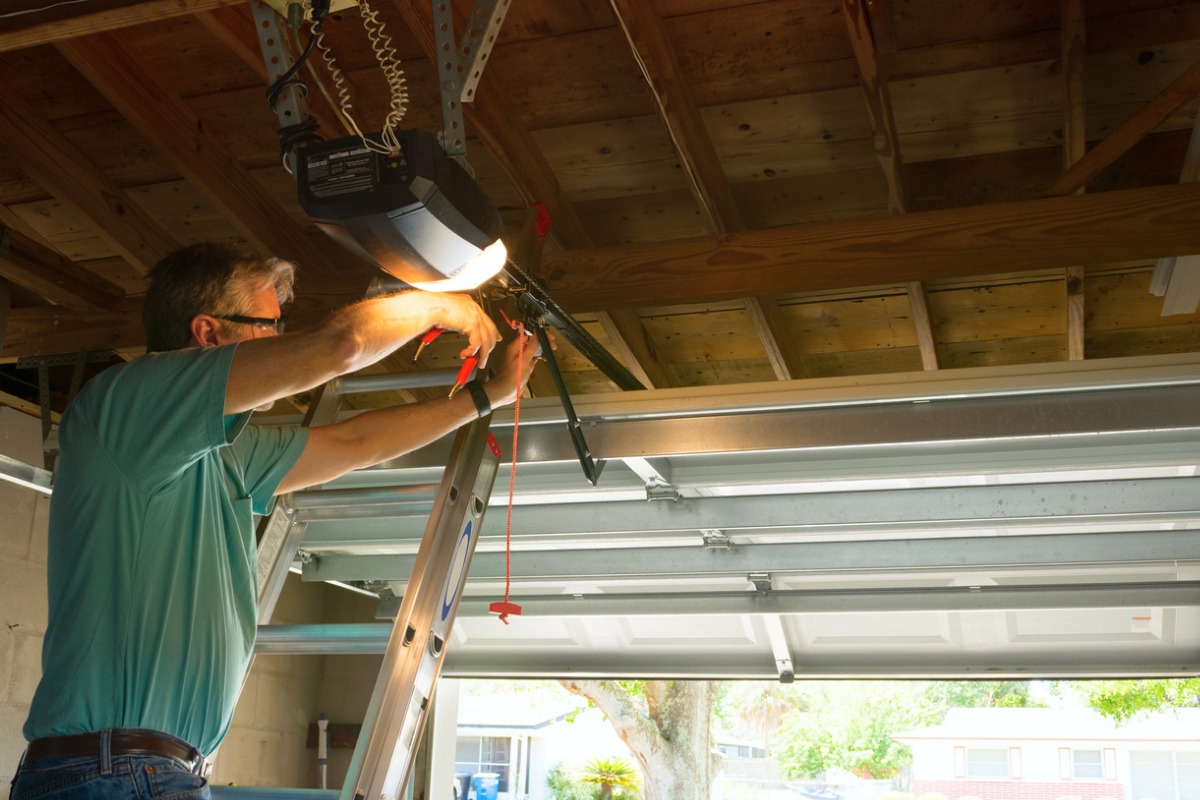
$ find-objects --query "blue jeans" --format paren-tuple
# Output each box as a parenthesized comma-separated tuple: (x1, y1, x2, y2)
(10, 729, 210, 800)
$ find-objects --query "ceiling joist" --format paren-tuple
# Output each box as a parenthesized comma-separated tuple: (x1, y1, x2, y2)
(542, 181, 1200, 311)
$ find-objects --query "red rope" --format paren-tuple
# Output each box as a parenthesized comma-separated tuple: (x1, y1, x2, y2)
(490, 318, 525, 624)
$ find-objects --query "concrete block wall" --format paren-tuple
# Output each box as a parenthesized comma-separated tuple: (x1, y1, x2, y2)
(0, 408, 51, 790)
(211, 574, 330, 788)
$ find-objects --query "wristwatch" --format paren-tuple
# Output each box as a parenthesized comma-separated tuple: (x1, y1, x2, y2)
(463, 379, 491, 418)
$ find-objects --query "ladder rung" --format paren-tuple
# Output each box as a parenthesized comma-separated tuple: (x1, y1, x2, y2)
(210, 788, 337, 800)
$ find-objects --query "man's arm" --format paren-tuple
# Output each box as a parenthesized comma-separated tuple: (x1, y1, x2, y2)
(275, 335, 540, 493)
(223, 291, 500, 415)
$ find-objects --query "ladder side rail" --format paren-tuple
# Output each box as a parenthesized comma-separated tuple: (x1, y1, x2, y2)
(341, 415, 500, 800)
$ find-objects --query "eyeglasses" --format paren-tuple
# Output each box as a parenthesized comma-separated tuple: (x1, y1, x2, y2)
(211, 314, 286, 333)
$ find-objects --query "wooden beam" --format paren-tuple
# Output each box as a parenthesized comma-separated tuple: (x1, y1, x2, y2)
(743, 296, 807, 381)
(0, 226, 125, 312)
(841, 0, 905, 216)
(390, 0, 593, 250)
(842, 0, 939, 370)
(0, 0, 237, 53)
(595, 309, 674, 389)
(905, 281, 938, 371)
(1, 300, 145, 363)
(1048, 57, 1200, 197)
(864, 0, 898, 57)
(55, 31, 345, 279)
(609, 0, 786, 383)
(1062, 0, 1087, 361)
(0, 76, 180, 273)
(541, 182, 1200, 311)
(608, 0, 743, 233)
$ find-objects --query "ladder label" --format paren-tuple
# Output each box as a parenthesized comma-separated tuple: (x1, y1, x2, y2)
(442, 519, 474, 622)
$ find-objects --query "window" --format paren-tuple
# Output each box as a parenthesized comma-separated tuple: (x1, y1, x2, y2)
(454, 736, 511, 793)
(966, 748, 1009, 778)
(1130, 751, 1200, 800)
(1074, 749, 1103, 779)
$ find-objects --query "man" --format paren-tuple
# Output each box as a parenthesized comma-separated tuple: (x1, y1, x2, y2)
(11, 241, 542, 798)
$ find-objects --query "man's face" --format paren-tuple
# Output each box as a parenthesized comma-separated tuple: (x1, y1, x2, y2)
(211, 284, 285, 345)
(200, 283, 284, 412)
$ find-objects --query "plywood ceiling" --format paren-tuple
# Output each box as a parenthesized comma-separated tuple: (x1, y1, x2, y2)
(0, 0, 1199, 410)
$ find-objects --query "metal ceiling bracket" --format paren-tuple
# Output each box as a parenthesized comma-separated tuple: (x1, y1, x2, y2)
(432, 0, 510, 157)
(701, 529, 731, 550)
(250, 0, 310, 174)
(645, 481, 680, 502)
(748, 572, 773, 594)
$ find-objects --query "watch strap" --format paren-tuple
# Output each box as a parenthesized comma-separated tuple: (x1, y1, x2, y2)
(464, 379, 491, 418)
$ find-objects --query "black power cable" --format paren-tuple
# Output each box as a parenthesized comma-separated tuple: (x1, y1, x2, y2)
(266, 0, 332, 160)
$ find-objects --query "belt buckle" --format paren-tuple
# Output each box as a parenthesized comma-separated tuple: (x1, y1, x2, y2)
(197, 758, 214, 778)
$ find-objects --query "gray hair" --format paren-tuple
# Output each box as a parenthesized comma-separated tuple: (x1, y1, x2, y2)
(143, 241, 296, 352)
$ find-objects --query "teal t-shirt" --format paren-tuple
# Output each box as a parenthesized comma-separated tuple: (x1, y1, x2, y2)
(24, 344, 308, 756)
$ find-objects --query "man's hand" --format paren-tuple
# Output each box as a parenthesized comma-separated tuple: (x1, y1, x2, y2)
(485, 329, 556, 408)
(423, 292, 502, 368)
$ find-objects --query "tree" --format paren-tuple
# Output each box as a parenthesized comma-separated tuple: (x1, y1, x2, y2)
(579, 757, 641, 800)
(560, 679, 720, 800)
(774, 682, 940, 780)
(773, 680, 1041, 781)
(922, 681, 1038, 709)
(1075, 679, 1200, 723)
(717, 682, 801, 754)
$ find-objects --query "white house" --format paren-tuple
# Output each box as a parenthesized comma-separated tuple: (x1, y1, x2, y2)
(892, 707, 1200, 800)
(450, 681, 633, 800)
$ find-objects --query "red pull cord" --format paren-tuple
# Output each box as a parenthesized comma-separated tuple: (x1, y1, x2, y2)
(489, 319, 525, 624)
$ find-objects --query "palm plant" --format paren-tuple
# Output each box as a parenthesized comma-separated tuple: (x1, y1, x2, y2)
(579, 757, 640, 800)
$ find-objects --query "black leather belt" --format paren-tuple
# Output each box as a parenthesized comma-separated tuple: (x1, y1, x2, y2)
(25, 731, 203, 769)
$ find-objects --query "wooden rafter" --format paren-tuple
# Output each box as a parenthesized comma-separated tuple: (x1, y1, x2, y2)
(608, 0, 741, 232)
(1062, 0, 1087, 361)
(2, 299, 146, 363)
(542, 182, 1200, 311)
(0, 0, 236, 53)
(55, 31, 348, 279)
(841, 0, 938, 370)
(609, 0, 806, 381)
(596, 309, 674, 389)
(0, 76, 180, 274)
(1048, 57, 1200, 197)
(0, 227, 125, 313)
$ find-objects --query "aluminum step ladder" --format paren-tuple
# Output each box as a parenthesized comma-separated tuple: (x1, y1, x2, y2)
(212, 367, 501, 800)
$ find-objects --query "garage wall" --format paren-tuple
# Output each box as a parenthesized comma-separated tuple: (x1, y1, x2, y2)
(0, 408, 51, 790)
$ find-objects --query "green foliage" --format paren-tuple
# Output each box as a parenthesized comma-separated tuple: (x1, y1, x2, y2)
(1075, 679, 1200, 723)
(773, 681, 1040, 781)
(548, 758, 643, 800)
(774, 682, 939, 780)
(546, 762, 596, 800)
(921, 681, 1040, 709)
(579, 756, 642, 800)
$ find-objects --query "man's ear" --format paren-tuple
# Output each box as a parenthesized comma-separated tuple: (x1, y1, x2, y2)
(190, 314, 222, 347)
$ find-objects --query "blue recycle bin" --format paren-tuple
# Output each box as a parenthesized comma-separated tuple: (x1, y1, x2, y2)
(471, 772, 500, 800)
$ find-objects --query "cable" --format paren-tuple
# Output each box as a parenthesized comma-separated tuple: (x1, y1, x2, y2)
(0, 0, 93, 19)
(310, 0, 408, 155)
